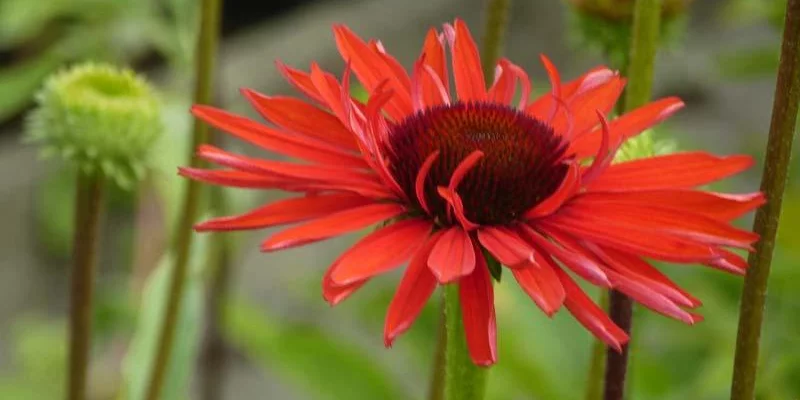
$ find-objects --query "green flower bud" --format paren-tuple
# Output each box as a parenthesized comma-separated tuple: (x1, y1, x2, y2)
(614, 129, 677, 163)
(566, 0, 693, 21)
(26, 63, 162, 188)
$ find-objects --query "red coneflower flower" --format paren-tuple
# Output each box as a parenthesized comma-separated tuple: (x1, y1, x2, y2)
(180, 19, 763, 366)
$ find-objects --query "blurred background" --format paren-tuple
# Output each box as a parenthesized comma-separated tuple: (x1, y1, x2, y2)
(0, 0, 797, 399)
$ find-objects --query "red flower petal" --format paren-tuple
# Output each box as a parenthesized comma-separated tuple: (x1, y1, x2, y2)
(309, 63, 349, 125)
(275, 61, 325, 104)
(604, 269, 700, 324)
(569, 97, 684, 159)
(195, 193, 374, 232)
(511, 256, 565, 316)
(527, 65, 616, 122)
(333, 25, 413, 121)
(477, 226, 535, 267)
(459, 249, 498, 366)
(330, 219, 432, 285)
(192, 105, 365, 167)
(261, 203, 405, 251)
(520, 225, 611, 287)
(445, 19, 486, 101)
(322, 266, 367, 306)
(240, 90, 357, 150)
(415, 151, 440, 214)
(587, 152, 754, 191)
(178, 167, 298, 190)
(428, 227, 477, 283)
(553, 267, 629, 351)
(703, 249, 749, 275)
(570, 190, 764, 221)
(420, 28, 449, 93)
(525, 162, 580, 219)
(384, 230, 443, 346)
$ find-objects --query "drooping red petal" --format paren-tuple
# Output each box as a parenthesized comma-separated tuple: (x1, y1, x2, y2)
(538, 216, 718, 263)
(520, 225, 611, 287)
(511, 256, 565, 316)
(178, 167, 299, 190)
(275, 61, 325, 104)
(415, 151, 440, 214)
(330, 219, 432, 285)
(459, 249, 498, 366)
(428, 227, 476, 283)
(703, 249, 749, 275)
(240, 90, 357, 150)
(587, 152, 754, 192)
(553, 267, 629, 351)
(569, 97, 684, 159)
(384, 230, 443, 346)
(445, 19, 486, 102)
(333, 25, 413, 121)
(477, 226, 536, 267)
(192, 105, 365, 167)
(322, 266, 367, 306)
(261, 203, 405, 251)
(569, 190, 765, 221)
(195, 193, 374, 232)
(560, 196, 759, 249)
(604, 268, 700, 324)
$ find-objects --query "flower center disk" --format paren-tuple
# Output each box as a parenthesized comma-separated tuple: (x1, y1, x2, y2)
(387, 102, 569, 226)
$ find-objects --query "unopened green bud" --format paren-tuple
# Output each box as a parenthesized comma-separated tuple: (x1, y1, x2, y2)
(26, 63, 162, 188)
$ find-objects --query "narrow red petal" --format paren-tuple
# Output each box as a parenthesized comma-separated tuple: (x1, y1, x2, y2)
(553, 267, 629, 351)
(525, 162, 580, 219)
(527, 65, 615, 122)
(192, 105, 365, 167)
(420, 28, 449, 93)
(488, 61, 516, 106)
(241, 91, 357, 150)
(569, 97, 684, 159)
(477, 226, 535, 267)
(703, 249, 749, 275)
(309, 63, 349, 125)
(604, 269, 700, 324)
(587, 152, 754, 191)
(178, 167, 296, 190)
(459, 250, 498, 366)
(261, 203, 404, 251)
(195, 193, 373, 232)
(520, 225, 611, 287)
(415, 151, 440, 214)
(275, 61, 325, 104)
(330, 219, 432, 285)
(553, 77, 625, 138)
(445, 19, 486, 101)
(511, 256, 565, 316)
(384, 231, 443, 346)
(428, 227, 477, 283)
(322, 266, 367, 306)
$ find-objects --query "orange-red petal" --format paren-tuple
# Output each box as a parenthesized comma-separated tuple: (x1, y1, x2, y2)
(459, 249, 498, 366)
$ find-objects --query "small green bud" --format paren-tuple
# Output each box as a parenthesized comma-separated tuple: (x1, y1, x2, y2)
(566, 0, 693, 21)
(614, 129, 677, 163)
(26, 63, 162, 188)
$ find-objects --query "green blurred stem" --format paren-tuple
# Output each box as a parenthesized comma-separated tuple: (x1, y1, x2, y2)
(731, 1, 800, 399)
(480, 0, 512, 84)
(67, 172, 104, 400)
(585, 291, 609, 400)
(603, 1, 662, 400)
(144, 0, 222, 398)
(442, 285, 487, 400)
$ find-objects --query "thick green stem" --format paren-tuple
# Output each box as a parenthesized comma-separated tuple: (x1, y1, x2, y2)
(731, 1, 800, 399)
(603, 1, 662, 400)
(67, 172, 104, 400)
(584, 291, 609, 400)
(427, 298, 447, 400)
(144, 0, 221, 398)
(442, 285, 487, 400)
(480, 0, 512, 84)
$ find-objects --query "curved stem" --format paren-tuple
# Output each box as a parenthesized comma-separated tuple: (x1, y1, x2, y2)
(731, 1, 800, 398)
(443, 285, 487, 400)
(144, 0, 222, 398)
(481, 0, 513, 83)
(603, 1, 662, 400)
(67, 172, 104, 400)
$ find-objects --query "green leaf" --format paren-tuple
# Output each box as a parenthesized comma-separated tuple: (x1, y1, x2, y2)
(121, 233, 208, 400)
(225, 299, 405, 400)
(0, 50, 63, 123)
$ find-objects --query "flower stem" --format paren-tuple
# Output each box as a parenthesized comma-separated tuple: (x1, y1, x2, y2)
(731, 1, 800, 398)
(144, 0, 221, 398)
(603, 1, 662, 400)
(427, 298, 447, 400)
(67, 171, 104, 400)
(442, 285, 488, 400)
(584, 291, 609, 400)
(481, 0, 513, 83)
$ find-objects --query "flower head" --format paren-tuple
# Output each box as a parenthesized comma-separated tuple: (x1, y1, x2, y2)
(181, 20, 762, 366)
(26, 63, 162, 187)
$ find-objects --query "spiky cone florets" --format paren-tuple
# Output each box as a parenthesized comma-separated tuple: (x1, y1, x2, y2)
(26, 63, 162, 188)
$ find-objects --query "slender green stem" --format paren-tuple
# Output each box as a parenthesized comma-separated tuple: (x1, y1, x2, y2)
(144, 0, 221, 398)
(731, 1, 800, 398)
(603, 2, 662, 400)
(443, 285, 487, 400)
(585, 291, 609, 400)
(427, 297, 447, 400)
(67, 172, 104, 400)
(480, 0, 513, 84)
